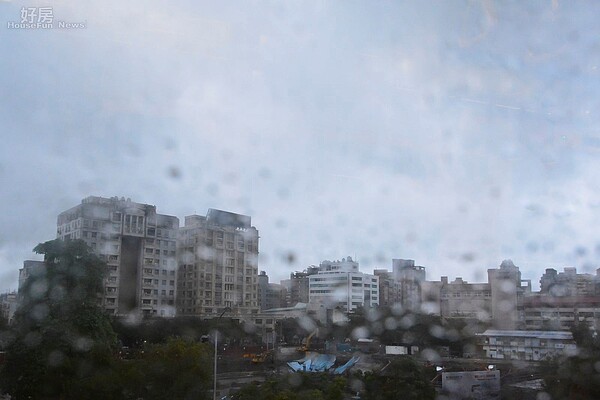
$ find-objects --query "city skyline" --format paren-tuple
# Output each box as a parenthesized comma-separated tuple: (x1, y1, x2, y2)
(2, 2, 600, 292)
(5, 193, 600, 296)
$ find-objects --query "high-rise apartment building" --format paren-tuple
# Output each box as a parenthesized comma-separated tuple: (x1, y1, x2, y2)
(373, 269, 400, 308)
(374, 259, 425, 311)
(393, 259, 426, 311)
(283, 266, 319, 307)
(56, 196, 179, 316)
(539, 267, 600, 297)
(488, 259, 531, 330)
(258, 271, 287, 311)
(177, 209, 259, 317)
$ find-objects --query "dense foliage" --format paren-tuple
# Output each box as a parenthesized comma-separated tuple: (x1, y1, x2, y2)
(0, 240, 214, 400)
(232, 357, 435, 400)
(113, 314, 253, 347)
(233, 372, 348, 400)
(0, 239, 117, 399)
(360, 357, 436, 400)
(72, 338, 213, 400)
(541, 324, 600, 400)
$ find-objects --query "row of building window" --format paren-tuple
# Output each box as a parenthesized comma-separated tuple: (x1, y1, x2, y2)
(143, 279, 175, 286)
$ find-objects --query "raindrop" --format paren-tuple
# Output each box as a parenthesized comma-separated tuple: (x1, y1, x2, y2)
(288, 373, 302, 387)
(284, 251, 296, 265)
(74, 336, 93, 352)
(399, 314, 415, 329)
(167, 166, 182, 179)
(298, 316, 317, 332)
(47, 350, 65, 367)
(23, 331, 42, 348)
(526, 242, 539, 253)
(384, 317, 398, 330)
(575, 246, 587, 257)
(351, 326, 369, 340)
(31, 303, 49, 321)
(460, 253, 476, 262)
(420, 348, 441, 363)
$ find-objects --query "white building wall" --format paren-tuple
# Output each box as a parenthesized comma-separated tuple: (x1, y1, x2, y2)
(308, 266, 379, 313)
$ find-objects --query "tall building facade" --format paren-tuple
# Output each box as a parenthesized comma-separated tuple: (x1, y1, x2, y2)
(488, 259, 531, 330)
(258, 271, 287, 311)
(56, 196, 179, 316)
(18, 260, 46, 294)
(177, 209, 259, 317)
(308, 257, 379, 314)
(539, 267, 600, 297)
(393, 259, 426, 311)
(283, 266, 319, 307)
(374, 269, 400, 308)
(374, 259, 425, 311)
(523, 267, 600, 331)
(423, 260, 531, 329)
(439, 276, 491, 320)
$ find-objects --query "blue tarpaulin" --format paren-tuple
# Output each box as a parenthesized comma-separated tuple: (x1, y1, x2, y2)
(287, 352, 358, 374)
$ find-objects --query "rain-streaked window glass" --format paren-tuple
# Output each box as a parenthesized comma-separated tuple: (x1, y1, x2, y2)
(1, 2, 599, 400)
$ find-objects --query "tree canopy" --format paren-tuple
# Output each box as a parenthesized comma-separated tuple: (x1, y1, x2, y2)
(360, 357, 436, 400)
(1, 239, 117, 399)
(541, 324, 600, 400)
(233, 372, 347, 400)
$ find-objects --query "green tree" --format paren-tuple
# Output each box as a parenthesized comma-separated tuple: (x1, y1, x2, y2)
(112, 315, 252, 348)
(361, 357, 435, 400)
(0, 239, 117, 399)
(232, 373, 348, 400)
(64, 337, 213, 400)
(541, 325, 600, 399)
(136, 337, 213, 400)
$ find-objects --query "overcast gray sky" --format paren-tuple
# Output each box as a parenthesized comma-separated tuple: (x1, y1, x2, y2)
(1, 1, 600, 291)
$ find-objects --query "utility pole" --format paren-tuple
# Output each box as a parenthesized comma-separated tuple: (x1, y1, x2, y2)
(214, 307, 232, 400)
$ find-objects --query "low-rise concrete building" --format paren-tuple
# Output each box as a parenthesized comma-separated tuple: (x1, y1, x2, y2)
(477, 329, 576, 361)
(523, 295, 600, 331)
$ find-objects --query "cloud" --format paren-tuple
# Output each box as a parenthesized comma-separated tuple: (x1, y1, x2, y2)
(1, 1, 600, 291)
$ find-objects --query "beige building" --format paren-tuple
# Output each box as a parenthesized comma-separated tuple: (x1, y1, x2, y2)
(393, 259, 426, 311)
(18, 260, 46, 294)
(177, 209, 259, 317)
(374, 259, 426, 312)
(488, 260, 531, 330)
(374, 269, 400, 308)
(539, 267, 600, 297)
(439, 277, 492, 320)
(57, 196, 179, 316)
(423, 260, 531, 329)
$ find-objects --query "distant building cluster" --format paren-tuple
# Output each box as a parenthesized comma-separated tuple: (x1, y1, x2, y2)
(374, 259, 600, 333)
(6, 195, 600, 348)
